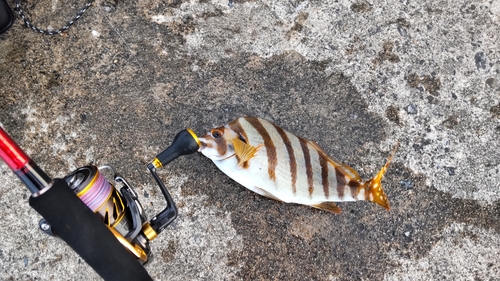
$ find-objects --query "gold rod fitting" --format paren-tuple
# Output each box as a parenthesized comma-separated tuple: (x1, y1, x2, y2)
(186, 128, 200, 147)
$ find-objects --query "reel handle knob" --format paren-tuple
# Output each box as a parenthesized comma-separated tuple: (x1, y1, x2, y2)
(153, 129, 200, 168)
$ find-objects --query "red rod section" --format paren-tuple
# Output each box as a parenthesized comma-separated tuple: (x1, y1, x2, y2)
(0, 126, 30, 171)
(0, 126, 52, 193)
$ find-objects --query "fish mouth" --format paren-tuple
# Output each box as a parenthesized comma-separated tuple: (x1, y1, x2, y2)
(198, 139, 207, 152)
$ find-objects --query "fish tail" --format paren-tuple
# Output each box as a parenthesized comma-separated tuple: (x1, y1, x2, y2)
(363, 142, 399, 210)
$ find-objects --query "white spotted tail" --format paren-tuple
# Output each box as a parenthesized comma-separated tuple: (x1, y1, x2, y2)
(198, 116, 397, 214)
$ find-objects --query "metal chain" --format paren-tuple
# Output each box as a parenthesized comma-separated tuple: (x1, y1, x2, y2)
(15, 0, 94, 35)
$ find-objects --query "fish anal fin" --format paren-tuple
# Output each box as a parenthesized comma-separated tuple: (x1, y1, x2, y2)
(254, 186, 283, 202)
(311, 202, 342, 214)
(233, 138, 262, 169)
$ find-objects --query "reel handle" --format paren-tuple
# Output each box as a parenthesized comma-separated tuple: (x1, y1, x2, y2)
(147, 128, 200, 234)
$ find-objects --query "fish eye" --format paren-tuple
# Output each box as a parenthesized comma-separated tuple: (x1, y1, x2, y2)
(211, 128, 224, 138)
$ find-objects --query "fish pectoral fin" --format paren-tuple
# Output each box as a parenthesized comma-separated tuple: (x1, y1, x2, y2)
(310, 202, 342, 214)
(254, 186, 283, 202)
(233, 137, 262, 169)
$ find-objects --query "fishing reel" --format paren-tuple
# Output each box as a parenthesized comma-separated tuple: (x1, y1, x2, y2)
(36, 129, 201, 264)
(0, 127, 201, 281)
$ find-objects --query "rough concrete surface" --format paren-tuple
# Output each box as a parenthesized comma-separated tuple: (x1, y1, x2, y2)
(0, 0, 499, 280)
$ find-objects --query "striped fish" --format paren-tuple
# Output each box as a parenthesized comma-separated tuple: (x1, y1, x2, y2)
(198, 116, 396, 214)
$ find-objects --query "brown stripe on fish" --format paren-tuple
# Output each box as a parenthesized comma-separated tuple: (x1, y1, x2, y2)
(298, 137, 314, 197)
(348, 180, 361, 199)
(319, 152, 329, 199)
(201, 131, 228, 156)
(228, 119, 249, 143)
(335, 168, 346, 200)
(212, 127, 228, 156)
(272, 122, 298, 194)
(244, 117, 278, 181)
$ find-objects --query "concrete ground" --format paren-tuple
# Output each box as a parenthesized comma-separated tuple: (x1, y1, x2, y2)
(1, 0, 499, 280)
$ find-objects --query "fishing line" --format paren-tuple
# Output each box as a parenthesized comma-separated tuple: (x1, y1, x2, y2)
(101, 11, 156, 98)
(65, 166, 127, 228)
(69, 166, 112, 211)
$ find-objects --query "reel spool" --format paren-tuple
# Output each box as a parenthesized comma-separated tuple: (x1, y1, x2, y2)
(40, 165, 150, 262)
(66, 166, 128, 231)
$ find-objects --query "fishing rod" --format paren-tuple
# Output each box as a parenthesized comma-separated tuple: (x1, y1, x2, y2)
(0, 126, 200, 281)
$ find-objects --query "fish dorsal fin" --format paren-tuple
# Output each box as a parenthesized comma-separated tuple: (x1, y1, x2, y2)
(232, 137, 262, 169)
(310, 202, 342, 214)
(307, 140, 362, 182)
(335, 164, 362, 183)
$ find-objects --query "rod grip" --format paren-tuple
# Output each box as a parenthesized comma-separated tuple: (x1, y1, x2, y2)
(29, 179, 153, 281)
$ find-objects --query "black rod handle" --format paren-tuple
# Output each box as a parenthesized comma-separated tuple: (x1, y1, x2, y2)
(29, 179, 153, 281)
